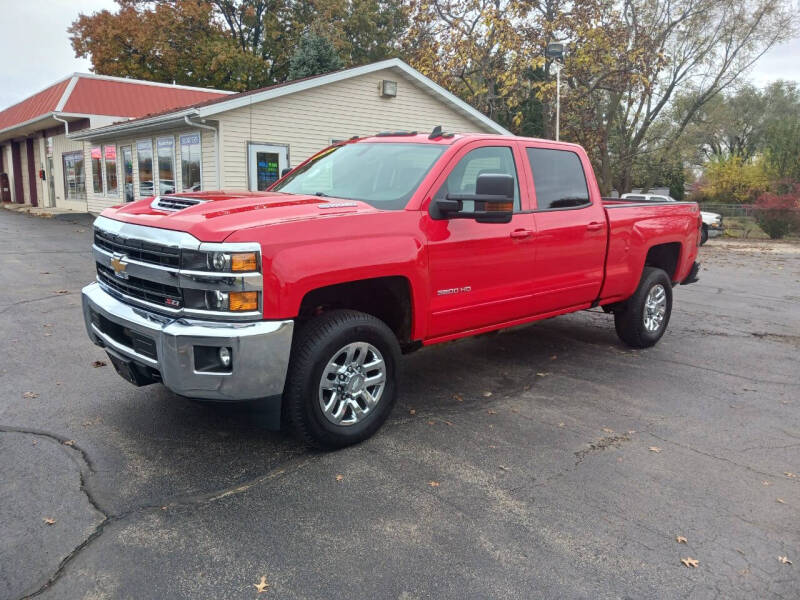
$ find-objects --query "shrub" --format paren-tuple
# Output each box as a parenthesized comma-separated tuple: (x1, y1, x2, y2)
(753, 188, 800, 239)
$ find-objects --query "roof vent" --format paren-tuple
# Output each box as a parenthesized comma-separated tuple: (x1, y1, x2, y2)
(151, 196, 207, 212)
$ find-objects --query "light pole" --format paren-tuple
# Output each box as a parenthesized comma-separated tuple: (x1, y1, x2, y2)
(545, 42, 565, 141)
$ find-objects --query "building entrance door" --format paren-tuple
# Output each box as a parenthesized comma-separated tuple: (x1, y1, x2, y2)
(248, 143, 288, 191)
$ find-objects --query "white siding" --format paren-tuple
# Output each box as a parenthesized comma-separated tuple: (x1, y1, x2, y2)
(84, 128, 217, 213)
(217, 68, 495, 189)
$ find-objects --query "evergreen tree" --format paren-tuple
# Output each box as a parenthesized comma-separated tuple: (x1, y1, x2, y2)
(288, 34, 344, 81)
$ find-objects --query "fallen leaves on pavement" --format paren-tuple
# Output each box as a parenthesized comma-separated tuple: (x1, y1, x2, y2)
(63, 440, 75, 446)
(482, 391, 493, 397)
(55, 290, 69, 295)
(777, 498, 785, 504)
(676, 536, 687, 544)
(43, 518, 56, 525)
(784, 472, 797, 479)
(428, 481, 440, 487)
(92, 360, 107, 368)
(335, 474, 343, 482)
(778, 556, 792, 565)
(681, 557, 699, 568)
(409, 409, 416, 415)
(648, 446, 661, 453)
(22, 392, 39, 399)
(253, 576, 270, 593)
(487, 409, 497, 415)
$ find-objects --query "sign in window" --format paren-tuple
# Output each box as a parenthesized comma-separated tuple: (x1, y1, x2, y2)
(256, 152, 279, 190)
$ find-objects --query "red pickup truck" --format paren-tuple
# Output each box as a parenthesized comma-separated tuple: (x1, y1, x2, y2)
(82, 131, 701, 448)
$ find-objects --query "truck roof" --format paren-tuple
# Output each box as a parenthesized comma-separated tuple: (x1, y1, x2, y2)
(348, 131, 586, 150)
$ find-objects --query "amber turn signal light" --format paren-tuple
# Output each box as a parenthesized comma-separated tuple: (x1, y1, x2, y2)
(231, 252, 258, 272)
(229, 291, 258, 311)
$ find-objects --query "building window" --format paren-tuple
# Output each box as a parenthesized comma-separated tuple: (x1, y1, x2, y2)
(157, 136, 175, 195)
(104, 145, 118, 196)
(136, 140, 154, 197)
(62, 151, 86, 201)
(90, 147, 102, 194)
(180, 133, 202, 192)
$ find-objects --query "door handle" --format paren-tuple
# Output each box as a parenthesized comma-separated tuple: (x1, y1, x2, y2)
(586, 222, 604, 231)
(510, 228, 533, 239)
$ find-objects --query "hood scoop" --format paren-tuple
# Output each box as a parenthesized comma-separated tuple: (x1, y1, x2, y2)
(151, 196, 209, 212)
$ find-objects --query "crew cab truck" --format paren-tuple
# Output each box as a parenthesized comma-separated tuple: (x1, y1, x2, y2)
(82, 132, 701, 448)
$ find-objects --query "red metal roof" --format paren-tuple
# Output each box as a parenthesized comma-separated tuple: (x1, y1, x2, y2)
(0, 78, 70, 131)
(0, 75, 228, 133)
(61, 77, 227, 118)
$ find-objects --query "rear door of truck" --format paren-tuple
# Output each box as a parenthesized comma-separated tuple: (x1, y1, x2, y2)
(518, 142, 608, 314)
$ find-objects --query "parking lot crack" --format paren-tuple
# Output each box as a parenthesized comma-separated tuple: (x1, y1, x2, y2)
(13, 444, 315, 599)
(647, 433, 777, 478)
(574, 433, 631, 466)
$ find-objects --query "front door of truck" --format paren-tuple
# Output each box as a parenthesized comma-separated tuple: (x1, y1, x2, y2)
(422, 143, 536, 339)
(523, 146, 607, 314)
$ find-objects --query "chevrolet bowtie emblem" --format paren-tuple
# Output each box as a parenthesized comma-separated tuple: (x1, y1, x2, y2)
(110, 253, 129, 279)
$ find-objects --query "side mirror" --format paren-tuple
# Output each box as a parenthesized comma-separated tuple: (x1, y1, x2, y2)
(281, 167, 292, 177)
(432, 173, 514, 223)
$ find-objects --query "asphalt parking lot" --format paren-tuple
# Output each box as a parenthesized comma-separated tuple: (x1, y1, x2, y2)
(1, 208, 798, 600)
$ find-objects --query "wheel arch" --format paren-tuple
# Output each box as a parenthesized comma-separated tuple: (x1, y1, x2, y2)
(297, 276, 416, 349)
(644, 242, 682, 282)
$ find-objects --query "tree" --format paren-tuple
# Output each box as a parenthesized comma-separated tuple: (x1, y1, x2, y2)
(70, 0, 408, 90)
(69, 1, 271, 91)
(288, 34, 343, 80)
(404, 1, 543, 128)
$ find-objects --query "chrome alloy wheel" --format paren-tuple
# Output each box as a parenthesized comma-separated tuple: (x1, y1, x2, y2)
(318, 342, 386, 426)
(643, 284, 667, 333)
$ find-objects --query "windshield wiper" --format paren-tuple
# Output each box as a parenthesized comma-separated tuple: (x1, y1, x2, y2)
(314, 191, 328, 197)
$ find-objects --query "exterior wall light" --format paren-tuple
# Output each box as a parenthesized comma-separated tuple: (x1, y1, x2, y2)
(380, 80, 398, 98)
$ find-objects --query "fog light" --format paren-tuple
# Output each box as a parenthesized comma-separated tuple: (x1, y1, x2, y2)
(218, 347, 231, 367)
(206, 290, 229, 310)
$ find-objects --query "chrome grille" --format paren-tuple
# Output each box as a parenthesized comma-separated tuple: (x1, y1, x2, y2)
(151, 196, 207, 211)
(97, 264, 183, 308)
(94, 229, 180, 268)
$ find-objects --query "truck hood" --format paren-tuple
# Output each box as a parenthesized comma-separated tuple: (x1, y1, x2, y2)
(98, 191, 379, 242)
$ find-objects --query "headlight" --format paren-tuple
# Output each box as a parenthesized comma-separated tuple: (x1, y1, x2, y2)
(181, 250, 260, 272)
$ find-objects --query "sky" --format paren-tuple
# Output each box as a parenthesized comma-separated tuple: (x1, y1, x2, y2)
(0, 0, 799, 110)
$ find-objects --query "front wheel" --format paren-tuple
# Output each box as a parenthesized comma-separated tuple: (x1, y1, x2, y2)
(614, 267, 673, 348)
(700, 225, 708, 245)
(283, 310, 400, 449)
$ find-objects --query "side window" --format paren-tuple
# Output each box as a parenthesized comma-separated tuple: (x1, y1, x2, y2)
(526, 148, 590, 210)
(436, 146, 520, 211)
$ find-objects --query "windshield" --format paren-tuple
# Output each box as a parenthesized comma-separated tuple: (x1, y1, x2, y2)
(271, 142, 447, 210)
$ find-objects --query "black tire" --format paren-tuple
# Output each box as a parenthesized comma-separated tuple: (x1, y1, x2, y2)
(700, 225, 708, 245)
(614, 267, 673, 348)
(284, 310, 400, 449)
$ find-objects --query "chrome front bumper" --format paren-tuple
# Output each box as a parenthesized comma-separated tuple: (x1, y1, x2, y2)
(82, 282, 294, 400)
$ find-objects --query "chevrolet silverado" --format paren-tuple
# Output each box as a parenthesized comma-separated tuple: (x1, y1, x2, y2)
(82, 131, 701, 448)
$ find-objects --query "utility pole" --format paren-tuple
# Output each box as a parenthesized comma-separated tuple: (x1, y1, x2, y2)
(545, 42, 566, 142)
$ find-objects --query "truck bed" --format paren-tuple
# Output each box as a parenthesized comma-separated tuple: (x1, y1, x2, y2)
(598, 199, 701, 305)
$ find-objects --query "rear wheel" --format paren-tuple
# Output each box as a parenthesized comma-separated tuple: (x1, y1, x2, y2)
(700, 225, 708, 245)
(283, 310, 399, 449)
(614, 267, 673, 348)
